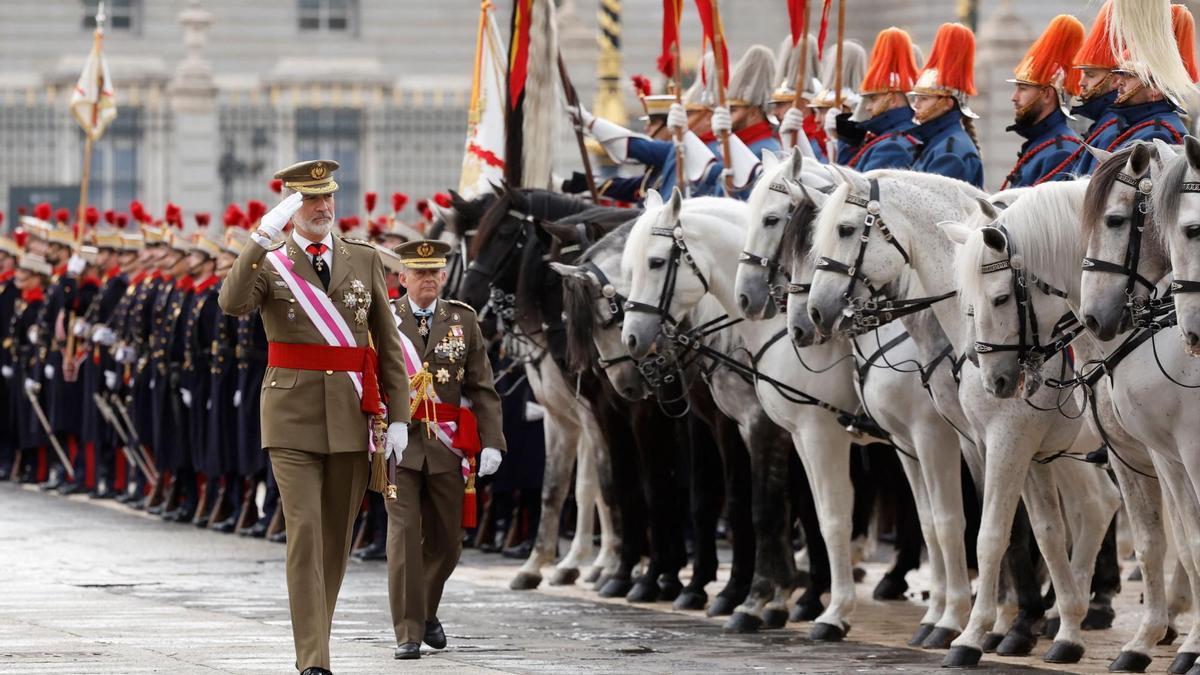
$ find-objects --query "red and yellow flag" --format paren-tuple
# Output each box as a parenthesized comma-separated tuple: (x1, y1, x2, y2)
(507, 0, 534, 110)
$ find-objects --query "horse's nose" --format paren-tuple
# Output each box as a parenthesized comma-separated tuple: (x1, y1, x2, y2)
(809, 306, 824, 329)
(791, 325, 806, 346)
(993, 374, 1007, 393)
(1188, 331, 1200, 347)
(1084, 314, 1100, 335)
(625, 333, 639, 352)
(738, 293, 751, 312)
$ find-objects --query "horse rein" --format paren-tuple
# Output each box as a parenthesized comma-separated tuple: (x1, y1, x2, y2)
(1080, 172, 1159, 322)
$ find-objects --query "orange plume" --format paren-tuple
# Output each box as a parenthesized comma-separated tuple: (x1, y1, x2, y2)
(1013, 15, 1086, 95)
(861, 28, 920, 94)
(914, 23, 977, 96)
(1173, 4, 1199, 83)
(1075, 1, 1117, 71)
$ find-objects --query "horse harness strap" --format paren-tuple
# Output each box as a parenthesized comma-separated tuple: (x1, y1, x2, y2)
(1080, 172, 1157, 302)
(1168, 181, 1200, 301)
(623, 220, 709, 323)
(816, 179, 911, 305)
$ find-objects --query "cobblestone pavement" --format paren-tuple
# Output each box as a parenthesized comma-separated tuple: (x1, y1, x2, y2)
(0, 482, 1187, 674)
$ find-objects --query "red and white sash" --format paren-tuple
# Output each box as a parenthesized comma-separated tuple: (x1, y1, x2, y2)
(393, 306, 472, 481)
(266, 246, 378, 450)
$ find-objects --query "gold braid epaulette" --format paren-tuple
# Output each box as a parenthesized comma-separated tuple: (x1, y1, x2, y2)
(409, 361, 438, 438)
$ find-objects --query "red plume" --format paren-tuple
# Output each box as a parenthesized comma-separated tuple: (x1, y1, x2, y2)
(85, 206, 100, 226)
(364, 191, 377, 214)
(269, 178, 283, 194)
(195, 212, 211, 227)
(246, 200, 267, 224)
(104, 209, 116, 225)
(369, 219, 384, 238)
(35, 203, 52, 221)
(129, 200, 146, 223)
(165, 202, 182, 227)
(17, 206, 27, 217)
(115, 213, 129, 229)
(392, 192, 409, 212)
(415, 199, 429, 217)
(55, 207, 70, 224)
(14, 228, 28, 249)
(433, 192, 453, 209)
(631, 74, 653, 98)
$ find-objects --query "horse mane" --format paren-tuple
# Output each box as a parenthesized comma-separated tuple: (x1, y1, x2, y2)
(448, 190, 495, 239)
(1153, 149, 1193, 246)
(780, 196, 820, 269)
(562, 222, 634, 373)
(957, 180, 1090, 307)
(469, 187, 593, 258)
(1081, 145, 1138, 238)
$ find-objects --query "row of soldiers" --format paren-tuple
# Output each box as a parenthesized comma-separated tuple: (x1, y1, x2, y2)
(565, 0, 1197, 206)
(0, 196, 439, 552)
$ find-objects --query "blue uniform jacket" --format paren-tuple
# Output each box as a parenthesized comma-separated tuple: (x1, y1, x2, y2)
(910, 108, 984, 188)
(1003, 108, 1082, 188)
(1107, 99, 1187, 151)
(1071, 90, 1121, 176)
(603, 136, 724, 203)
(846, 106, 919, 171)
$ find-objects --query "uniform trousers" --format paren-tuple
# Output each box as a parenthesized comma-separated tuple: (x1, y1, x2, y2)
(268, 447, 368, 671)
(385, 462, 465, 644)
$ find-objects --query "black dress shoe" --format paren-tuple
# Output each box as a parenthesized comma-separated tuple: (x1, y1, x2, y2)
(501, 540, 533, 559)
(91, 487, 116, 500)
(240, 519, 269, 538)
(268, 530, 287, 544)
(423, 618, 446, 649)
(211, 514, 238, 533)
(394, 642, 421, 660)
(58, 481, 87, 496)
(352, 540, 387, 561)
(300, 668, 332, 675)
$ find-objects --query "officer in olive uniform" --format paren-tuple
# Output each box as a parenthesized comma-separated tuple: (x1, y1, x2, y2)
(218, 159, 410, 675)
(386, 240, 505, 660)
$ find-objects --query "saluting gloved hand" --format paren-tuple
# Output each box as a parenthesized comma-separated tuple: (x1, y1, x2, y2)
(478, 447, 503, 477)
(257, 192, 303, 241)
(666, 103, 688, 134)
(232, 389, 242, 408)
(779, 107, 806, 137)
(711, 106, 733, 136)
(104, 370, 118, 391)
(66, 253, 87, 276)
(1, 365, 12, 379)
(384, 422, 408, 463)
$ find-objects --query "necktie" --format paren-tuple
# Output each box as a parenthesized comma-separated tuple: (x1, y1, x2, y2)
(306, 243, 330, 289)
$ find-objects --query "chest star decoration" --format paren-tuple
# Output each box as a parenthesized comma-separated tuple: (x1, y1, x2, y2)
(435, 367, 451, 384)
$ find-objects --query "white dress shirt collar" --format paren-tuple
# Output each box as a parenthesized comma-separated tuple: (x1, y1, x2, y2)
(408, 296, 437, 315)
(293, 230, 333, 271)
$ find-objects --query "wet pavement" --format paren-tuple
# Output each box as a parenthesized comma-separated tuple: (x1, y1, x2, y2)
(0, 482, 1186, 673)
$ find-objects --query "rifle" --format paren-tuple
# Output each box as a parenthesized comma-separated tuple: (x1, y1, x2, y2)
(108, 391, 158, 479)
(24, 383, 75, 481)
(93, 391, 157, 483)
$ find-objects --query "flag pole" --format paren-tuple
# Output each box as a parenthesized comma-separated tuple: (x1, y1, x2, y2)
(709, 0, 734, 196)
(468, 0, 490, 128)
(829, 0, 845, 163)
(790, 1, 810, 149)
(77, 2, 106, 246)
(670, 14, 687, 196)
(557, 52, 599, 201)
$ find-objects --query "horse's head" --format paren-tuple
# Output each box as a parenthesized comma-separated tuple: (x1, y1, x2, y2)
(737, 149, 808, 320)
(806, 168, 912, 338)
(1155, 135, 1200, 355)
(621, 188, 706, 360)
(1080, 143, 1171, 340)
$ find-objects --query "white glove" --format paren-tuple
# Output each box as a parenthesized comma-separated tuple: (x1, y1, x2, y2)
(233, 389, 242, 408)
(569, 103, 595, 131)
(27, 326, 40, 344)
(116, 346, 135, 364)
(711, 106, 732, 136)
(666, 102, 688, 134)
(257, 192, 303, 240)
(824, 108, 839, 137)
(93, 326, 116, 346)
(73, 321, 89, 337)
(104, 370, 118, 391)
(478, 447, 503, 477)
(1, 365, 12, 379)
(67, 254, 86, 276)
(180, 388, 192, 408)
(24, 378, 39, 395)
(44, 364, 55, 380)
(385, 422, 409, 463)
(779, 107, 805, 136)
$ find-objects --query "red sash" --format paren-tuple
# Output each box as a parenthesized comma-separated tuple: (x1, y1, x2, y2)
(267, 342, 382, 415)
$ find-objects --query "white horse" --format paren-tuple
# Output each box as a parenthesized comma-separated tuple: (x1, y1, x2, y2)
(805, 169, 1121, 667)
(734, 150, 972, 648)
(946, 177, 1191, 672)
(620, 189, 865, 640)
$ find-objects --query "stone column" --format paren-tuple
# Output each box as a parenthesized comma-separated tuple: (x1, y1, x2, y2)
(974, 0, 1032, 192)
(168, 0, 218, 217)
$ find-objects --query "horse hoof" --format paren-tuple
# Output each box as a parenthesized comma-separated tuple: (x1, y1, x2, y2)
(873, 575, 909, 601)
(598, 577, 632, 598)
(853, 567, 867, 583)
(1083, 603, 1116, 630)
(1108, 651, 1153, 673)
(673, 589, 707, 611)
(723, 611, 763, 634)
(923, 627, 961, 650)
(625, 579, 660, 603)
(996, 630, 1037, 657)
(1041, 617, 1060, 638)
(762, 607, 789, 630)
(790, 598, 824, 622)
(509, 571, 543, 591)
(1159, 625, 1179, 646)
(810, 621, 848, 642)
(591, 574, 609, 592)
(942, 646, 982, 668)
(1043, 641, 1085, 664)
(706, 594, 739, 617)
(584, 566, 603, 584)
(549, 567, 579, 586)
(1169, 652, 1199, 674)
(1127, 566, 1143, 582)
(981, 632, 1004, 653)
(657, 576, 683, 602)
(908, 623, 935, 647)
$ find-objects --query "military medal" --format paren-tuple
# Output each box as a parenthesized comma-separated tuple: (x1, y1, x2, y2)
(418, 317, 429, 337)
(343, 279, 371, 326)
(456, 367, 464, 382)
(436, 367, 450, 384)
(287, 306, 296, 321)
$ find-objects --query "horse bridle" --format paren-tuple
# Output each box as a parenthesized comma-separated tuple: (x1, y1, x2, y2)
(737, 180, 810, 312)
(1080, 172, 1159, 320)
(623, 220, 710, 325)
(577, 260, 636, 371)
(1168, 180, 1200, 304)
(971, 224, 1082, 374)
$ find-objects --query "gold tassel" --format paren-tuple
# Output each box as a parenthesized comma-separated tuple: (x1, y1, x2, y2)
(366, 332, 396, 499)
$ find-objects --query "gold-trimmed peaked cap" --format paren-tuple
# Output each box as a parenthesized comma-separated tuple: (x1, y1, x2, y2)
(393, 239, 450, 270)
(274, 159, 340, 195)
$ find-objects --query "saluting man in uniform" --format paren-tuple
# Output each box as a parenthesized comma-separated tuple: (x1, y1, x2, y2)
(218, 159, 410, 675)
(386, 239, 505, 660)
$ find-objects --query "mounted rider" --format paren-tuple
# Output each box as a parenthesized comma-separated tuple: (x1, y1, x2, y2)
(841, 27, 922, 171)
(808, 39, 867, 165)
(1070, 0, 1121, 176)
(772, 33, 825, 160)
(907, 23, 984, 189)
(709, 45, 783, 199)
